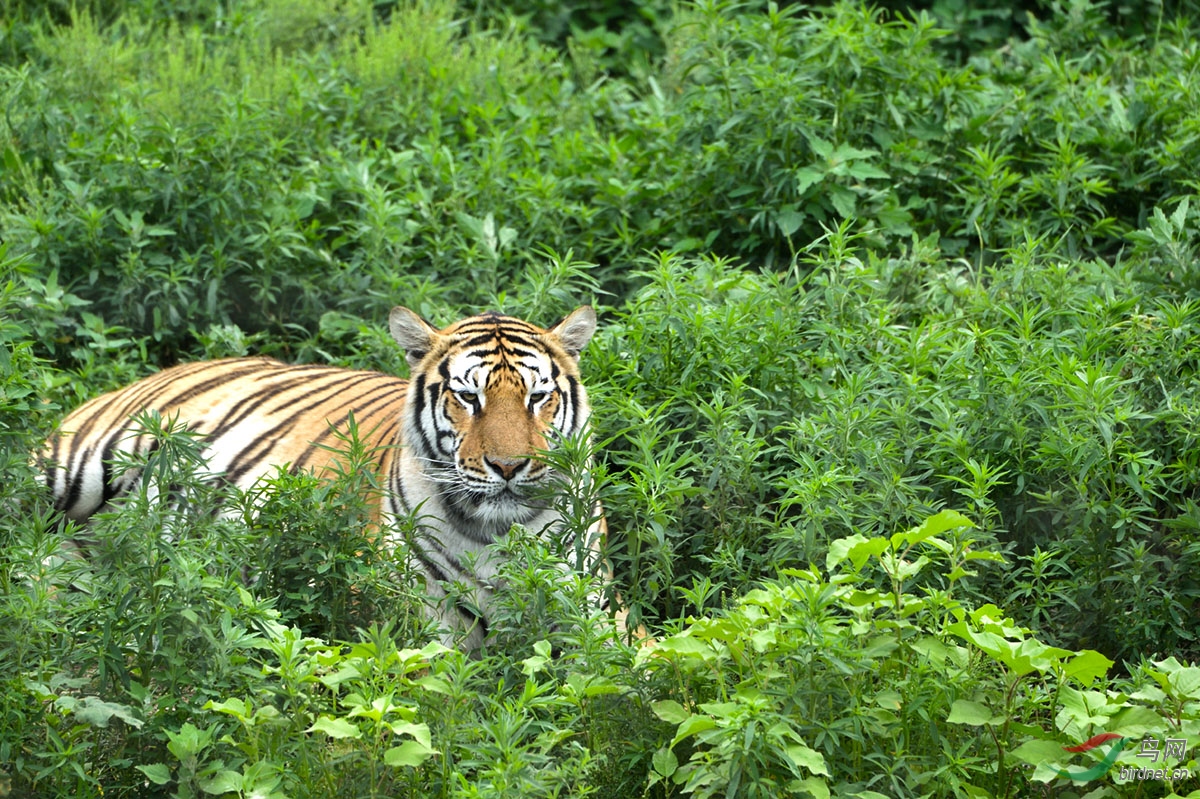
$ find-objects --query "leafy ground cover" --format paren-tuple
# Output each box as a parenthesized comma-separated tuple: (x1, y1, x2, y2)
(3, 0, 1200, 796)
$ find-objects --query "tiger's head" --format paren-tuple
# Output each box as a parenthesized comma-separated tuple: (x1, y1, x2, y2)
(389, 306, 597, 530)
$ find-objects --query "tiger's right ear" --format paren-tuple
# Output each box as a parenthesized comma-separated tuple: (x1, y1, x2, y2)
(389, 307, 440, 369)
(547, 305, 597, 359)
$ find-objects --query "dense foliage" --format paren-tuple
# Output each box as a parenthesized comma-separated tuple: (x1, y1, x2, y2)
(3, 0, 1200, 796)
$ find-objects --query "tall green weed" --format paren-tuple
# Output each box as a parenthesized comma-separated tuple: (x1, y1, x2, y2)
(593, 246, 1200, 662)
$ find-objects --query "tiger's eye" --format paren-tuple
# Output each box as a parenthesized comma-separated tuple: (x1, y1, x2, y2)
(453, 389, 480, 409)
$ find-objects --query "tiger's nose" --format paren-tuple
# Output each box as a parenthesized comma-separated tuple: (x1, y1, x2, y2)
(483, 455, 529, 482)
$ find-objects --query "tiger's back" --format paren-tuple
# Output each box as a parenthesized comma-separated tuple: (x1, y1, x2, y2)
(45, 357, 408, 523)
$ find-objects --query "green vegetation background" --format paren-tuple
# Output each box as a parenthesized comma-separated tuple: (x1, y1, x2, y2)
(2, 0, 1200, 796)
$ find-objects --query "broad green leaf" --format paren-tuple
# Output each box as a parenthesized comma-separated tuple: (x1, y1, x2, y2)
(947, 566, 976, 582)
(166, 723, 214, 760)
(672, 715, 718, 746)
(136, 763, 172, 785)
(896, 510, 974, 547)
(774, 208, 806, 236)
(698, 701, 740, 717)
(846, 537, 891, 569)
(828, 184, 857, 218)
(418, 641, 452, 659)
(794, 166, 827, 194)
(919, 536, 954, 555)
(521, 651, 551, 676)
(807, 135, 833, 159)
(1170, 196, 1191, 231)
(348, 695, 401, 723)
(654, 635, 713, 657)
(1008, 738, 1068, 766)
(964, 550, 1006, 563)
(946, 700, 1000, 726)
(319, 666, 362, 690)
(387, 721, 433, 749)
(71, 697, 144, 729)
(652, 747, 678, 778)
(1146, 656, 1185, 692)
(785, 743, 830, 776)
(706, 606, 754, 632)
(1108, 705, 1163, 738)
(750, 627, 777, 653)
(1060, 650, 1114, 685)
(845, 588, 889, 608)
(846, 162, 889, 180)
(827, 534, 889, 572)
(889, 554, 930, 581)
(534, 727, 574, 752)
(200, 770, 243, 795)
(242, 760, 283, 791)
(1011, 639, 1074, 676)
(1130, 685, 1166, 703)
(736, 686, 770, 709)
(948, 620, 1069, 675)
(947, 622, 1010, 663)
(741, 588, 782, 610)
(827, 534, 868, 571)
(1167, 666, 1200, 700)
(830, 144, 879, 161)
(454, 211, 484, 241)
(582, 677, 621, 697)
(1056, 687, 1116, 732)
(874, 690, 902, 710)
(794, 776, 830, 799)
(1030, 762, 1068, 784)
(414, 675, 452, 695)
(910, 636, 970, 670)
(384, 740, 437, 768)
(308, 716, 362, 739)
(652, 700, 690, 724)
(204, 697, 249, 720)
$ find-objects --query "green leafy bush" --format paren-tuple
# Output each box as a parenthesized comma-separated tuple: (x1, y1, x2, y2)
(644, 511, 1199, 798)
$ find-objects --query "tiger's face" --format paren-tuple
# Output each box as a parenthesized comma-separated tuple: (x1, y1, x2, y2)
(390, 306, 596, 530)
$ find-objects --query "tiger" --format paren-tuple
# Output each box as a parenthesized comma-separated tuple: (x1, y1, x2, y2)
(41, 306, 614, 649)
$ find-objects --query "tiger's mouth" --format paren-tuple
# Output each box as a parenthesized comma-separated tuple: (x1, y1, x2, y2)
(462, 482, 540, 506)
(433, 458, 554, 522)
(456, 474, 553, 513)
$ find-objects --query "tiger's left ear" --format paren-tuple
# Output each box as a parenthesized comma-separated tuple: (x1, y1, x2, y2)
(547, 306, 597, 359)
(390, 307, 440, 369)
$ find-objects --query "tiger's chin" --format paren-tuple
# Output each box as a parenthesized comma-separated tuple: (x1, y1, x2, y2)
(461, 487, 547, 531)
